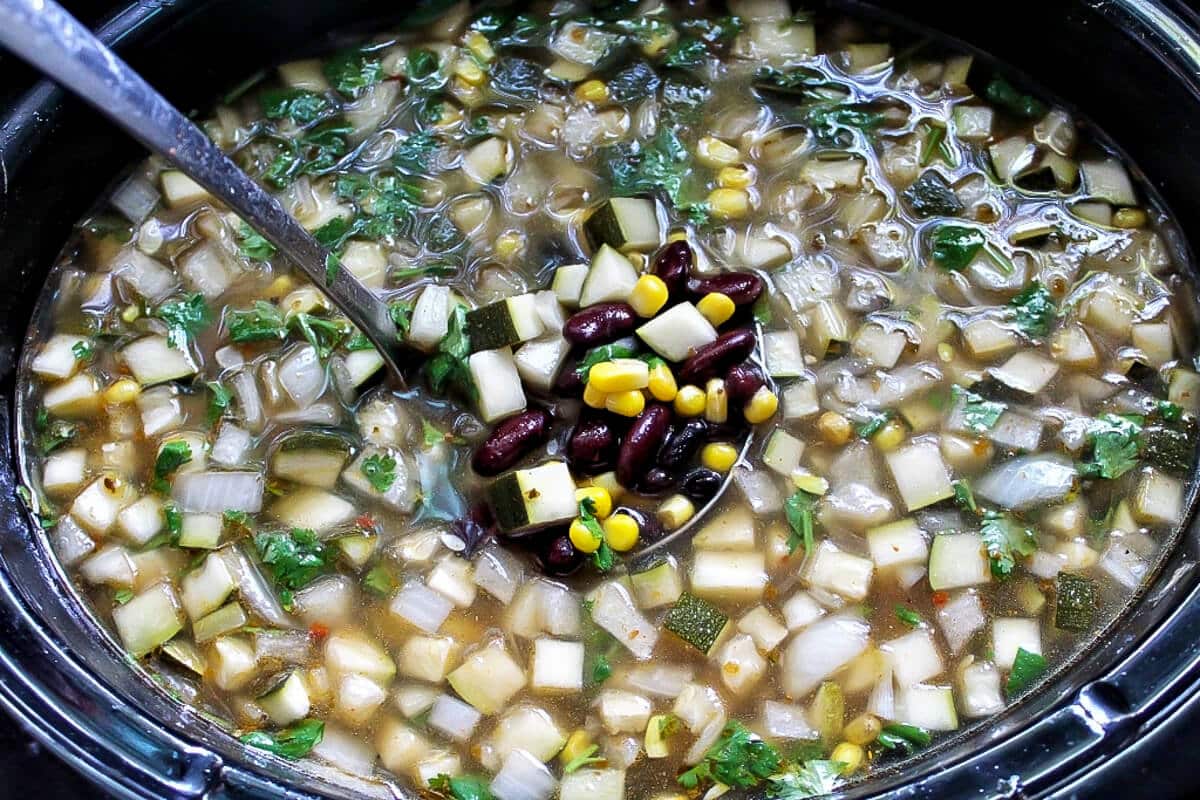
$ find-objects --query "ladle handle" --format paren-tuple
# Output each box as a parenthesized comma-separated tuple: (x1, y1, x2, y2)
(0, 0, 407, 377)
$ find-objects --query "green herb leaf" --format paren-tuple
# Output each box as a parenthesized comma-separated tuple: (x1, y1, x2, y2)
(876, 722, 932, 752)
(903, 170, 963, 217)
(407, 48, 441, 83)
(254, 528, 330, 592)
(855, 410, 891, 438)
(426, 305, 475, 399)
(391, 263, 457, 282)
(226, 301, 287, 342)
(592, 651, 613, 683)
(663, 36, 708, 68)
(113, 588, 134, 605)
(592, 539, 616, 573)
(361, 453, 398, 493)
(953, 479, 977, 513)
(895, 605, 922, 627)
(154, 293, 212, 349)
(577, 343, 638, 380)
(324, 48, 384, 97)
(1080, 413, 1142, 480)
(679, 15, 743, 44)
(71, 339, 95, 363)
(980, 511, 1037, 578)
(607, 61, 662, 104)
(784, 491, 816, 555)
(239, 719, 324, 759)
(1008, 281, 1056, 338)
(931, 225, 985, 271)
(752, 293, 773, 325)
(389, 300, 414, 339)
(222, 509, 252, 539)
(766, 759, 846, 799)
(237, 222, 277, 261)
(392, 130, 439, 173)
(290, 312, 352, 359)
(38, 416, 78, 454)
(678, 720, 782, 791)
(562, 744, 605, 774)
(1005, 647, 1048, 696)
(152, 440, 193, 493)
(985, 76, 1048, 120)
(260, 88, 332, 125)
(206, 381, 233, 425)
(428, 774, 493, 800)
(952, 385, 1006, 433)
(362, 564, 395, 597)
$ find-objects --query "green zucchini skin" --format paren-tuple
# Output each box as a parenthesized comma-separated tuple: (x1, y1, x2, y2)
(664, 592, 729, 654)
(1054, 571, 1096, 631)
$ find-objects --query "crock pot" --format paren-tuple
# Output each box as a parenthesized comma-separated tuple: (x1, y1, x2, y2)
(2, 1, 1200, 797)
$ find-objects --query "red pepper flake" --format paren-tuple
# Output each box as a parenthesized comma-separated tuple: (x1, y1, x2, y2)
(355, 513, 376, 531)
(309, 623, 329, 640)
(931, 591, 949, 607)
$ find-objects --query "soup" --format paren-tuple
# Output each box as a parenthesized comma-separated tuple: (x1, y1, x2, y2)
(17, 1, 1200, 798)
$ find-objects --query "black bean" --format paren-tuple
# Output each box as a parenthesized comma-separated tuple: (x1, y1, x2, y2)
(540, 534, 584, 576)
(681, 467, 723, 504)
(563, 303, 637, 346)
(688, 272, 765, 306)
(616, 404, 673, 488)
(567, 415, 618, 474)
(652, 240, 694, 295)
(657, 419, 709, 470)
(638, 467, 677, 495)
(472, 409, 552, 476)
(678, 328, 757, 385)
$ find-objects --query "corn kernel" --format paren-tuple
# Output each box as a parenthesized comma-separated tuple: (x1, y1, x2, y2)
(1113, 207, 1148, 229)
(583, 381, 608, 409)
(657, 494, 695, 530)
(605, 389, 646, 417)
(588, 471, 626, 501)
(831, 742, 865, 774)
(791, 468, 830, 496)
(696, 135, 741, 168)
(465, 31, 495, 64)
(674, 385, 706, 417)
(626, 252, 647, 272)
(707, 187, 751, 220)
(872, 419, 908, 452)
(818, 411, 853, 445)
(453, 57, 486, 85)
(647, 360, 678, 402)
(629, 274, 670, 318)
(639, 27, 678, 57)
(602, 513, 640, 551)
(574, 79, 609, 104)
(701, 442, 738, 473)
(568, 518, 602, 553)
(589, 359, 650, 393)
(717, 165, 754, 189)
(843, 713, 882, 746)
(937, 342, 955, 362)
(576, 486, 614, 519)
(696, 292, 736, 327)
(103, 379, 141, 405)
(560, 730, 594, 767)
(495, 231, 525, 260)
(705, 378, 728, 423)
(119, 304, 141, 323)
(743, 386, 779, 424)
(264, 275, 295, 299)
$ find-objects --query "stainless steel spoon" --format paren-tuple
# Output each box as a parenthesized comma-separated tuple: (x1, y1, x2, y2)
(0, 0, 407, 380)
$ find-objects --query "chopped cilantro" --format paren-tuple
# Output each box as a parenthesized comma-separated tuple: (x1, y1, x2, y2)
(71, 339, 95, 363)
(240, 719, 324, 759)
(1005, 647, 1048, 696)
(576, 343, 638, 381)
(784, 490, 816, 555)
(953, 385, 1006, 433)
(113, 588, 134, 605)
(930, 225, 985, 271)
(237, 222, 277, 261)
(985, 76, 1048, 119)
(255, 528, 329, 600)
(361, 453, 398, 493)
(323, 48, 384, 97)
(425, 305, 475, 399)
(152, 440, 193, 493)
(663, 37, 708, 68)
(362, 564, 395, 597)
(389, 300, 414, 339)
(38, 416, 78, 454)
(953, 479, 978, 513)
(980, 510, 1036, 578)
(766, 759, 846, 799)
(206, 381, 233, 425)
(876, 722, 932, 752)
(1008, 281, 1056, 338)
(1079, 413, 1142, 480)
(592, 651, 613, 683)
(428, 773, 493, 800)
(562, 744, 605, 774)
(154, 293, 212, 349)
(259, 88, 332, 125)
(226, 301, 287, 342)
(895, 605, 922, 627)
(678, 720, 782, 790)
(392, 130, 439, 174)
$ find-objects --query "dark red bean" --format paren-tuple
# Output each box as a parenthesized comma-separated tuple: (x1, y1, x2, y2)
(657, 419, 709, 470)
(563, 303, 637, 346)
(568, 415, 618, 474)
(554, 362, 584, 397)
(652, 240, 694, 295)
(681, 467, 723, 504)
(611, 505, 663, 544)
(638, 467, 677, 495)
(472, 409, 552, 476)
(678, 328, 757, 385)
(616, 404, 673, 488)
(725, 362, 766, 407)
(540, 533, 584, 576)
(688, 272, 765, 306)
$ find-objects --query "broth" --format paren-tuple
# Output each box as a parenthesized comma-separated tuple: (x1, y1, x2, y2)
(16, 1, 1200, 798)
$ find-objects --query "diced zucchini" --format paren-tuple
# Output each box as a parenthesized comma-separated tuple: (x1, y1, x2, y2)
(762, 429, 804, 476)
(1133, 469, 1183, 526)
(928, 533, 991, 590)
(852, 323, 907, 368)
(805, 541, 874, 601)
(763, 330, 804, 378)
(398, 635, 461, 683)
(734, 230, 792, 269)
(866, 518, 929, 569)
(663, 592, 730, 655)
(80, 546, 135, 587)
(1054, 572, 1096, 632)
(579, 244, 639, 307)
(31, 334, 88, 381)
(882, 629, 944, 686)
(963, 318, 1020, 361)
(270, 486, 356, 533)
(342, 348, 385, 388)
(409, 285, 451, 351)
(989, 136, 1036, 182)
(488, 460, 578, 534)
(426, 556, 477, 608)
(895, 684, 958, 731)
(693, 507, 756, 551)
(590, 581, 658, 659)
(271, 432, 351, 489)
(161, 639, 207, 675)
(552, 263, 590, 308)
(70, 474, 136, 535)
(333, 672, 387, 726)
(485, 707, 567, 767)
(586, 197, 661, 252)
(807, 299, 852, 356)
(468, 347, 526, 423)
(782, 379, 820, 419)
(462, 137, 512, 185)
(637, 302, 719, 362)
(160, 170, 210, 207)
(176, 512, 221, 549)
(514, 336, 571, 393)
(180, 552, 236, 620)
(112, 581, 184, 657)
(992, 617, 1041, 670)
(533, 291, 566, 333)
(691, 551, 767, 601)
(115, 495, 164, 546)
(340, 240, 386, 289)
(885, 438, 954, 511)
(375, 717, 432, 774)
(530, 638, 585, 692)
(324, 630, 397, 685)
(953, 105, 994, 141)
(800, 158, 864, 191)
(193, 602, 248, 643)
(629, 557, 684, 609)
(737, 21, 815, 63)
(447, 642, 527, 714)
(560, 770, 624, 800)
(42, 448, 87, 497)
(120, 335, 198, 386)
(1081, 158, 1136, 206)
(467, 293, 544, 352)
(644, 714, 673, 758)
(809, 680, 844, 744)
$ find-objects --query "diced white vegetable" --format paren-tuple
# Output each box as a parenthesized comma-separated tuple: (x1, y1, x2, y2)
(895, 684, 958, 731)
(637, 302, 718, 362)
(178, 242, 235, 299)
(928, 533, 990, 590)
(278, 345, 326, 408)
(71, 474, 136, 535)
(736, 607, 788, 653)
(1133, 469, 1184, 526)
(597, 689, 653, 734)
(111, 495, 161, 546)
(426, 556, 477, 609)
(413, 751, 462, 788)
(975, 454, 1077, 512)
(161, 170, 210, 207)
(111, 581, 183, 657)
(885, 438, 954, 511)
(342, 349, 385, 388)
(80, 545, 135, 587)
(506, 579, 582, 639)
(882, 630, 944, 687)
(691, 551, 767, 602)
(398, 635, 460, 683)
(1169, 368, 1200, 413)
(953, 105, 994, 141)
(531, 638, 584, 693)
(463, 137, 513, 185)
(963, 318, 1019, 361)
(268, 486, 355, 532)
(50, 515, 95, 568)
(714, 634, 768, 695)
(937, 590, 986, 654)
(375, 717, 432, 774)
(324, 631, 396, 685)
(693, 506, 757, 550)
(852, 324, 907, 368)
(447, 642, 528, 714)
(210, 424, 252, 467)
(782, 591, 826, 630)
(410, 285, 452, 350)
(616, 663, 695, 699)
(31, 334, 88, 381)
(959, 659, 1005, 717)
(342, 446, 418, 513)
(1100, 532, 1153, 590)
(180, 552, 236, 621)
(340, 241, 387, 289)
(764, 331, 804, 378)
(762, 429, 805, 477)
(590, 581, 658, 659)
(210, 635, 258, 690)
(732, 466, 783, 514)
(514, 336, 571, 393)
(762, 700, 818, 740)
(44, 373, 101, 418)
(429, 694, 483, 742)
(472, 543, 524, 605)
(672, 683, 724, 732)
(782, 379, 821, 419)
(992, 617, 1041, 671)
(490, 749, 557, 800)
(173, 471, 263, 514)
(391, 582, 453, 634)
(1081, 158, 1136, 206)
(866, 518, 929, 569)
(395, 685, 440, 719)
(485, 707, 567, 767)
(121, 334, 201, 387)
(552, 264, 589, 308)
(311, 723, 377, 778)
(42, 448, 87, 497)
(990, 351, 1060, 395)
(259, 672, 311, 726)
(630, 558, 684, 609)
(293, 575, 356, 628)
(806, 541, 873, 601)
(781, 614, 871, 698)
(469, 347, 526, 423)
(560, 769, 625, 800)
(580, 245, 639, 307)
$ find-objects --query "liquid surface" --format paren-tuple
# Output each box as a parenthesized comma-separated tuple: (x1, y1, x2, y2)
(17, 2, 1200, 798)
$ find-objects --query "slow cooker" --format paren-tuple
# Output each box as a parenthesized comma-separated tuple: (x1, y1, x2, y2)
(2, 1, 1200, 797)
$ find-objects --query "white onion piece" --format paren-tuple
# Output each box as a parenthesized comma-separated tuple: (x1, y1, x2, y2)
(230, 369, 264, 432)
(428, 695, 483, 742)
(310, 723, 378, 778)
(275, 402, 341, 426)
(490, 750, 558, 800)
(219, 545, 295, 628)
(111, 248, 178, 303)
(935, 591, 986, 654)
(390, 582, 453, 634)
(867, 665, 896, 720)
(762, 700, 818, 740)
(111, 176, 161, 223)
(472, 544, 524, 605)
(684, 712, 728, 765)
(173, 471, 263, 513)
(732, 466, 783, 514)
(617, 664, 694, 698)
(975, 454, 1077, 511)
(279, 345, 326, 408)
(832, 363, 942, 408)
(210, 424, 252, 467)
(254, 630, 312, 663)
(51, 515, 95, 567)
(780, 613, 871, 698)
(294, 575, 356, 628)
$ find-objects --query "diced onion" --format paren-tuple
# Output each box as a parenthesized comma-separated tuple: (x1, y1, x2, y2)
(172, 471, 264, 513)
(390, 582, 453, 634)
(490, 749, 558, 800)
(219, 545, 295, 628)
(975, 454, 1077, 511)
(110, 175, 161, 223)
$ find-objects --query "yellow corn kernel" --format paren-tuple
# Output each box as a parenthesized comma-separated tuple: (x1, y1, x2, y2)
(647, 360, 678, 402)
(707, 187, 751, 220)
(696, 135, 741, 168)
(674, 384, 706, 417)
(583, 381, 608, 409)
(626, 252, 647, 272)
(629, 274, 669, 317)
(639, 27, 678, 57)
(568, 518, 602, 554)
(717, 165, 754, 189)
(605, 389, 646, 417)
(1113, 207, 1148, 229)
(830, 742, 865, 775)
(454, 56, 486, 85)
(818, 411, 853, 445)
(667, 229, 689, 243)
(701, 441, 738, 473)
(657, 494, 695, 530)
(494, 231, 525, 260)
(103, 379, 141, 405)
(791, 468, 830, 496)
(872, 419, 907, 452)
(559, 730, 594, 766)
(588, 471, 626, 502)
(574, 79, 609, 104)
(696, 292, 736, 327)
(705, 378, 728, 423)
(743, 386, 779, 424)
(575, 486, 614, 519)
(264, 274, 295, 298)
(465, 31, 495, 64)
(602, 512, 640, 551)
(843, 713, 882, 746)
(589, 359, 650, 393)
(120, 304, 141, 323)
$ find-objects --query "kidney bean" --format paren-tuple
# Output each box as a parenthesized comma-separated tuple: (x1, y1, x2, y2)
(725, 362, 766, 407)
(678, 328, 757, 385)
(657, 419, 709, 470)
(472, 409, 552, 476)
(563, 303, 637, 346)
(638, 467, 677, 495)
(540, 533, 584, 576)
(652, 240, 694, 295)
(681, 467, 724, 504)
(567, 415, 618, 474)
(616, 404, 672, 488)
(554, 362, 584, 397)
(688, 272, 765, 306)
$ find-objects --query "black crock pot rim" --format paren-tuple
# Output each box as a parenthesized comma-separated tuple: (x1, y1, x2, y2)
(1, 1, 1200, 798)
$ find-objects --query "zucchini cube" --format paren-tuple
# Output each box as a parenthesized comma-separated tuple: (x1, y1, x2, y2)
(585, 197, 661, 252)
(664, 592, 730, 655)
(467, 294, 544, 352)
(488, 461, 578, 534)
